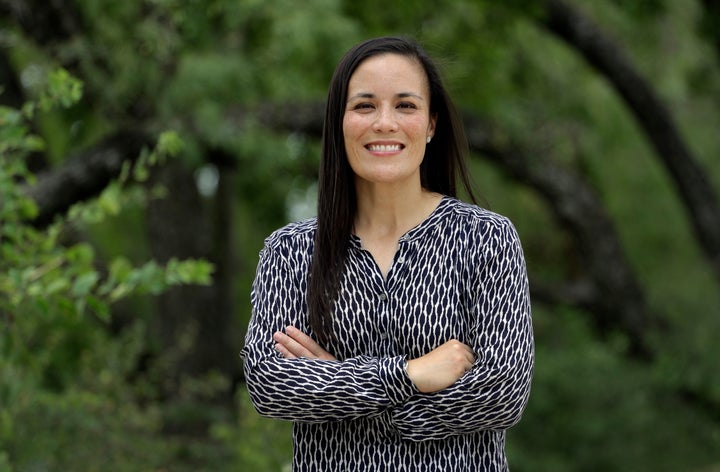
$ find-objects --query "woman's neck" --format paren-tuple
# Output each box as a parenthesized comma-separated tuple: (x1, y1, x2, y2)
(353, 183, 442, 239)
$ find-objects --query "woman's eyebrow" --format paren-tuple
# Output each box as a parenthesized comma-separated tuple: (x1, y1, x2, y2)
(397, 92, 424, 100)
(346, 92, 425, 102)
(347, 92, 375, 101)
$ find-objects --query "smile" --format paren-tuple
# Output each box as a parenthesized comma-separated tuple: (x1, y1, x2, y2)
(366, 144, 404, 152)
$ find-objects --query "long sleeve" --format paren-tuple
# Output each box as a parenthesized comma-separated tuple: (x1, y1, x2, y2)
(390, 218, 534, 441)
(241, 230, 417, 423)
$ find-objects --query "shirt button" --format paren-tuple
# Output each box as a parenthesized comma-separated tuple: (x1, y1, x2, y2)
(380, 333, 389, 339)
(379, 293, 388, 301)
(397, 256, 405, 264)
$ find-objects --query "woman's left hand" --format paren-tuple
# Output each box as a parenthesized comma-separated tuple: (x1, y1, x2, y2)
(273, 326, 337, 361)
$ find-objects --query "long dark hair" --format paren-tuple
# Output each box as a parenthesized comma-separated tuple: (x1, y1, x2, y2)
(307, 36, 477, 345)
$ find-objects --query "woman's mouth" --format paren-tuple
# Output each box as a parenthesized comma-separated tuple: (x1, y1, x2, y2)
(365, 143, 404, 152)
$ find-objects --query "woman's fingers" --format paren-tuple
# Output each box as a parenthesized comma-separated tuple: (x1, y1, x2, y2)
(273, 326, 337, 361)
(274, 341, 295, 359)
(273, 330, 310, 358)
(405, 339, 476, 393)
(286, 326, 335, 359)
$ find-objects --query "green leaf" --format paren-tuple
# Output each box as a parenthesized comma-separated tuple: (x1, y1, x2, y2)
(107, 257, 133, 286)
(18, 198, 39, 220)
(133, 150, 151, 182)
(165, 258, 214, 285)
(97, 182, 123, 216)
(66, 243, 95, 265)
(72, 271, 100, 297)
(156, 131, 183, 159)
(118, 160, 132, 183)
(0, 106, 23, 127)
(46, 277, 71, 295)
(22, 134, 46, 152)
(39, 68, 84, 111)
(86, 295, 110, 322)
(21, 101, 35, 119)
(108, 283, 132, 302)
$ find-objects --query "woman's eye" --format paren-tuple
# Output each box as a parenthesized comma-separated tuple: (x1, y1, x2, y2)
(354, 103, 374, 110)
(397, 102, 417, 110)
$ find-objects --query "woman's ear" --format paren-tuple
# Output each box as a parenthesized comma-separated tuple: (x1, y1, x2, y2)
(427, 113, 437, 140)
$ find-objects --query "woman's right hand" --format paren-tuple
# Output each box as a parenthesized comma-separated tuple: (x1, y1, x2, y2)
(405, 340, 475, 393)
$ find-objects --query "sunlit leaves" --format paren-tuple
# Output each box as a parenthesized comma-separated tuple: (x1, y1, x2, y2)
(0, 70, 214, 323)
(38, 68, 84, 111)
(0, 106, 45, 155)
(155, 131, 183, 159)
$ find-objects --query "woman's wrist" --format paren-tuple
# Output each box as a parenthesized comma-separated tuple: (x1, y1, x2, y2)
(403, 358, 418, 391)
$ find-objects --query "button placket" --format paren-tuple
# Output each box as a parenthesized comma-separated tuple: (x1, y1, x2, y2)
(388, 241, 410, 284)
(386, 240, 416, 353)
(377, 289, 391, 353)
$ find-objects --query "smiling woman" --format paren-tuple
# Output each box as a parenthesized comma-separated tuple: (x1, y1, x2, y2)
(241, 36, 534, 472)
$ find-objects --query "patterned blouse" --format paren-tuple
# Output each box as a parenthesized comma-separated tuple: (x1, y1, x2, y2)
(241, 196, 534, 471)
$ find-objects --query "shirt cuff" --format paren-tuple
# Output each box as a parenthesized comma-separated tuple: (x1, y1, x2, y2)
(378, 356, 417, 405)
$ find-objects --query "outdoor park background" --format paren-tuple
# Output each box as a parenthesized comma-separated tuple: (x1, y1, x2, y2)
(1, 0, 720, 470)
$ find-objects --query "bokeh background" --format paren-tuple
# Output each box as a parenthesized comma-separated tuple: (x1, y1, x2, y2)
(1, 0, 719, 470)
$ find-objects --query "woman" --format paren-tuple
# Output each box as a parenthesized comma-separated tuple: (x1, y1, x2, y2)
(241, 36, 534, 471)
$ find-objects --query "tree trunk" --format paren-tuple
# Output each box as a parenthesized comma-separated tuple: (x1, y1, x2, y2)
(146, 157, 238, 398)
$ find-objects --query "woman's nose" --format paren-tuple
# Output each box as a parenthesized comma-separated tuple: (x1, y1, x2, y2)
(372, 107, 398, 133)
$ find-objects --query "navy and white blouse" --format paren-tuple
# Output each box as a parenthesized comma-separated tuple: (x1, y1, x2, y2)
(241, 196, 534, 471)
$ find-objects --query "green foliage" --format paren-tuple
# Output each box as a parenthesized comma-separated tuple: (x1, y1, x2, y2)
(212, 390, 293, 471)
(1, 127, 212, 319)
(509, 307, 720, 471)
(0, 68, 214, 469)
(1, 322, 170, 471)
(37, 68, 84, 112)
(0, 66, 212, 318)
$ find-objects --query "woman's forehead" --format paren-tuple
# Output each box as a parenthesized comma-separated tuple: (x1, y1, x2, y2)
(348, 54, 429, 96)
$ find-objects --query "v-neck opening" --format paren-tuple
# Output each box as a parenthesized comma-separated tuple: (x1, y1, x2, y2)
(349, 196, 452, 284)
(349, 195, 450, 247)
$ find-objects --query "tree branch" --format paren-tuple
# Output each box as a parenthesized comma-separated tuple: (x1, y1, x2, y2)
(26, 129, 152, 227)
(536, 0, 720, 283)
(464, 114, 655, 358)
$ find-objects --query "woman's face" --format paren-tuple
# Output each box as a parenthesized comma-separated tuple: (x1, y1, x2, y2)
(343, 53, 436, 190)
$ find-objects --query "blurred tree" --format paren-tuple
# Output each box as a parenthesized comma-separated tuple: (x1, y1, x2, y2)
(534, 0, 720, 284)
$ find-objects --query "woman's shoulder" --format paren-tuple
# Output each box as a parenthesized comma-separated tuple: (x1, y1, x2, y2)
(263, 217, 317, 252)
(442, 198, 523, 260)
(443, 197, 516, 232)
